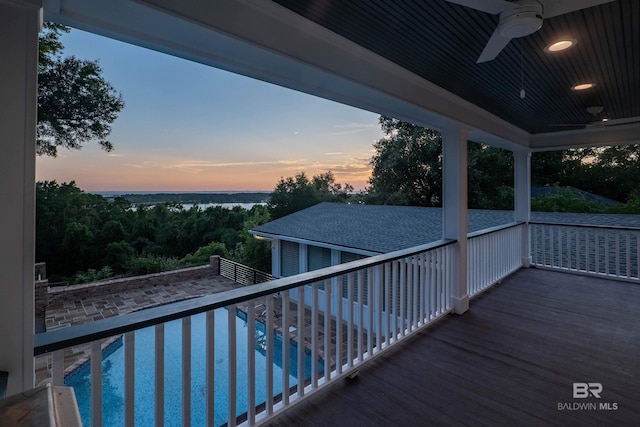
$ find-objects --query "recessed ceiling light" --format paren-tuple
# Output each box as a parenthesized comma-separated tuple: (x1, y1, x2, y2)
(544, 39, 577, 52)
(572, 83, 596, 91)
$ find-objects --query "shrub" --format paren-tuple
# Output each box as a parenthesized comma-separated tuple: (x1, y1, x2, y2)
(531, 188, 606, 213)
(72, 266, 114, 284)
(127, 255, 181, 275)
(180, 242, 228, 267)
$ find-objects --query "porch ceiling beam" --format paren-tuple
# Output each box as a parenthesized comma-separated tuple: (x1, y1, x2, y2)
(530, 122, 640, 151)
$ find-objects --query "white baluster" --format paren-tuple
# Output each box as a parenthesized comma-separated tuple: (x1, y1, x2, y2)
(155, 324, 164, 427)
(182, 317, 191, 427)
(124, 331, 135, 427)
(91, 340, 102, 427)
(205, 311, 215, 427)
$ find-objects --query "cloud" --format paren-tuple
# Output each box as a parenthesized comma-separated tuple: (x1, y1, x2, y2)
(142, 159, 307, 175)
(328, 121, 379, 136)
(334, 122, 378, 129)
(108, 153, 124, 157)
(165, 159, 305, 169)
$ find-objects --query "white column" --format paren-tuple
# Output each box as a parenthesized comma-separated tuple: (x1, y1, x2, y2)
(0, 0, 41, 394)
(330, 249, 340, 312)
(442, 126, 469, 314)
(298, 243, 308, 273)
(514, 150, 532, 267)
(271, 239, 281, 277)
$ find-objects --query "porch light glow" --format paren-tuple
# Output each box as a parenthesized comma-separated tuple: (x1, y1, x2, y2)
(572, 83, 595, 91)
(544, 39, 576, 52)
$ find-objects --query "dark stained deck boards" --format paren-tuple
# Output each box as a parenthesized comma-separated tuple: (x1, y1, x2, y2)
(268, 268, 640, 426)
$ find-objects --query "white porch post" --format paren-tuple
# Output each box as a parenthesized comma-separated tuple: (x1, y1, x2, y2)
(0, 0, 41, 394)
(271, 239, 281, 277)
(514, 150, 532, 267)
(442, 126, 469, 315)
(299, 243, 308, 273)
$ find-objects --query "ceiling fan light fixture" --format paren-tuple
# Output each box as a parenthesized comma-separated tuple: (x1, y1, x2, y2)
(572, 83, 596, 91)
(498, 3, 543, 39)
(544, 39, 577, 53)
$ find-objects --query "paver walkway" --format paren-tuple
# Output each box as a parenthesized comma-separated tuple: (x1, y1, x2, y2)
(36, 275, 241, 385)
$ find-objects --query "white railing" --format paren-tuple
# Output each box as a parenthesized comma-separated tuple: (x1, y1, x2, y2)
(35, 239, 454, 427)
(467, 222, 524, 296)
(531, 222, 640, 282)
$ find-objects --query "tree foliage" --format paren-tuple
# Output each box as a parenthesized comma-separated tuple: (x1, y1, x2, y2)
(36, 181, 270, 283)
(367, 116, 513, 208)
(37, 23, 124, 156)
(237, 205, 272, 273)
(531, 188, 607, 213)
(367, 117, 443, 206)
(268, 171, 353, 219)
(368, 116, 640, 209)
(532, 145, 640, 204)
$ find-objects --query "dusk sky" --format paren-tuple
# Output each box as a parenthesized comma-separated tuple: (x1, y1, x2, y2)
(36, 29, 385, 192)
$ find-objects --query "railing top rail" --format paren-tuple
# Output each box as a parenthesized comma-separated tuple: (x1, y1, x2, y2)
(530, 221, 640, 232)
(34, 238, 455, 356)
(467, 221, 524, 239)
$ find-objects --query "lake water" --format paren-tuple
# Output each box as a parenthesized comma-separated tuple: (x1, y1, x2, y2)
(128, 202, 266, 212)
(181, 203, 264, 210)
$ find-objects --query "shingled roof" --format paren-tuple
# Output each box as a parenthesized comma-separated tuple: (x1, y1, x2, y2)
(251, 203, 640, 254)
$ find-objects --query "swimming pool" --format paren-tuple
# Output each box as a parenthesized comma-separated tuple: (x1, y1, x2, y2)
(66, 308, 318, 426)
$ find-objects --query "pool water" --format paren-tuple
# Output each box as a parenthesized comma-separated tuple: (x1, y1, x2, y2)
(67, 308, 319, 426)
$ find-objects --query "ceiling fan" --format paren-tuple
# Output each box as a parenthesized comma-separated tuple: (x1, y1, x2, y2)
(444, 0, 616, 63)
(549, 106, 640, 130)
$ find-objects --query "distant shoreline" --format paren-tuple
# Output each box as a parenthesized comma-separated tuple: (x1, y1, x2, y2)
(91, 190, 271, 196)
(94, 191, 270, 205)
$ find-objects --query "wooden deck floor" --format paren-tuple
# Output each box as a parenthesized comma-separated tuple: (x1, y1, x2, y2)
(268, 268, 640, 427)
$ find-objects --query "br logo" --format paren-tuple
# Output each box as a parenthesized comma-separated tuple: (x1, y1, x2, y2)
(573, 383, 602, 398)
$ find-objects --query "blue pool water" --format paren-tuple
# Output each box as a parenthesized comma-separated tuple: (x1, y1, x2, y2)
(66, 308, 319, 426)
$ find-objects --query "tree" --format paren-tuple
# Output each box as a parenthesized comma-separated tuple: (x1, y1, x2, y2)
(36, 181, 253, 280)
(367, 116, 513, 208)
(531, 188, 606, 213)
(584, 145, 640, 202)
(237, 205, 272, 272)
(367, 116, 442, 206)
(37, 23, 124, 156)
(531, 150, 592, 188)
(268, 171, 353, 219)
(466, 142, 513, 209)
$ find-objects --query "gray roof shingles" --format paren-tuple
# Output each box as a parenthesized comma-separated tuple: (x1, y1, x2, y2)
(251, 202, 640, 254)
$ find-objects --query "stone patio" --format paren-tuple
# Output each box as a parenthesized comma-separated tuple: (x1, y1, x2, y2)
(36, 275, 241, 386)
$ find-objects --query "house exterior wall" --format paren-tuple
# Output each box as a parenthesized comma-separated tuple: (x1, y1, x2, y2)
(277, 239, 368, 278)
(274, 237, 382, 332)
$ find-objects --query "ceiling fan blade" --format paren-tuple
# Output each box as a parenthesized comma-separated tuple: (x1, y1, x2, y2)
(443, 0, 513, 15)
(477, 29, 512, 63)
(542, 0, 615, 19)
(604, 116, 640, 126)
